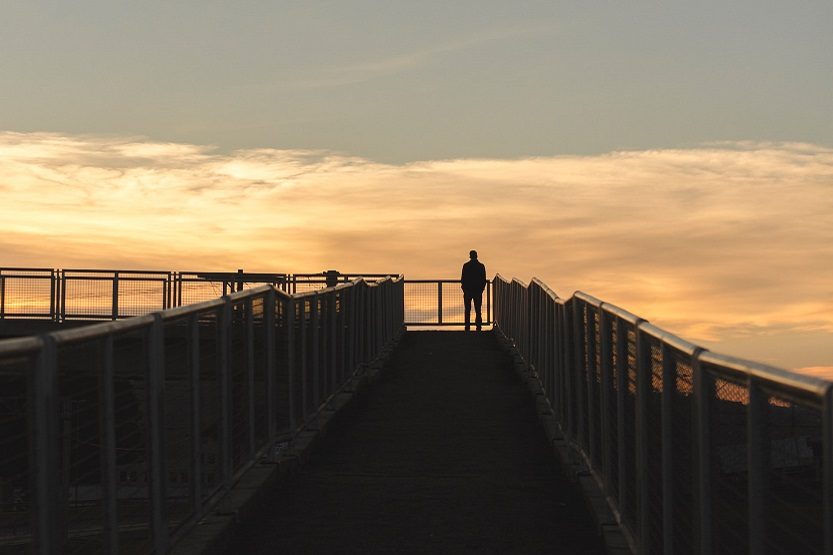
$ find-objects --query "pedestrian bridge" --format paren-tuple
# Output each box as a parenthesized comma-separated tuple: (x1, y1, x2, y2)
(0, 269, 830, 554)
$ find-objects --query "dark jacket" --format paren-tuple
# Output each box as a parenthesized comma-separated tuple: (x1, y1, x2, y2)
(461, 259, 487, 294)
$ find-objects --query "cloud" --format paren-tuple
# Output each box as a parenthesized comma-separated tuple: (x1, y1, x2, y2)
(287, 23, 556, 88)
(1, 131, 832, 369)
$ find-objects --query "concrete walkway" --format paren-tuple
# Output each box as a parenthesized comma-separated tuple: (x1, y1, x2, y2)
(226, 331, 606, 554)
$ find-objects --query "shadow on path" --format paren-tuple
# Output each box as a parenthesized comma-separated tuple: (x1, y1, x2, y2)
(226, 331, 605, 553)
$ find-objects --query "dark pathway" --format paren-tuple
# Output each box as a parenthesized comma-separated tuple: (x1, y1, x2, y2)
(227, 332, 606, 554)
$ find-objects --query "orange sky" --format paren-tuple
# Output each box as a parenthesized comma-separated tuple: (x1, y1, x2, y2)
(1, 132, 831, 373)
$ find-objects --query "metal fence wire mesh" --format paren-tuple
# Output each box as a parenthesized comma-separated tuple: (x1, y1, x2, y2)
(0, 276, 405, 553)
(646, 339, 664, 553)
(118, 277, 167, 318)
(0, 348, 35, 550)
(112, 327, 152, 554)
(0, 270, 54, 318)
(764, 393, 824, 554)
(160, 316, 195, 538)
(710, 373, 750, 553)
(670, 352, 695, 555)
(63, 278, 113, 319)
(56, 338, 108, 554)
(491, 274, 833, 555)
(403, 282, 440, 324)
(623, 325, 638, 534)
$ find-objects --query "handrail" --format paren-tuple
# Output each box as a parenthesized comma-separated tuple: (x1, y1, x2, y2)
(0, 276, 406, 554)
(493, 274, 833, 554)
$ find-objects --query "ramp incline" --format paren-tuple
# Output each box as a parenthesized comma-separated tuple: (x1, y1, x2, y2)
(226, 331, 605, 553)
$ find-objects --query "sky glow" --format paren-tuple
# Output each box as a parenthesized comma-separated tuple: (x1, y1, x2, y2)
(1, 2, 831, 373)
(1, 132, 831, 371)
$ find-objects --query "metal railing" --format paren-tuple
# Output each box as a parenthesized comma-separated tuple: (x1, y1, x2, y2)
(0, 268, 398, 322)
(403, 279, 491, 327)
(0, 268, 490, 328)
(493, 275, 833, 555)
(0, 276, 404, 554)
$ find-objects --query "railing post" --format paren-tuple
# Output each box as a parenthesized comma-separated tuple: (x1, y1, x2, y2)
(329, 291, 337, 398)
(300, 297, 309, 420)
(32, 335, 60, 555)
(661, 343, 674, 555)
(487, 280, 492, 325)
(616, 318, 629, 524)
(565, 300, 577, 440)
(265, 289, 276, 443)
(309, 293, 319, 407)
(60, 270, 67, 322)
(219, 300, 232, 489)
(573, 301, 586, 447)
(285, 297, 296, 432)
(49, 270, 56, 321)
(189, 313, 203, 519)
(0, 272, 5, 320)
(112, 272, 119, 320)
(586, 305, 598, 463)
(437, 281, 443, 325)
(693, 353, 712, 555)
(343, 288, 353, 379)
(824, 385, 833, 555)
(246, 298, 256, 458)
(599, 308, 613, 493)
(748, 378, 769, 554)
(101, 335, 119, 553)
(635, 326, 650, 553)
(148, 314, 169, 554)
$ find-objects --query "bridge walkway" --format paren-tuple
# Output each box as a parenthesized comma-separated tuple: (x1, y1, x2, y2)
(226, 331, 606, 553)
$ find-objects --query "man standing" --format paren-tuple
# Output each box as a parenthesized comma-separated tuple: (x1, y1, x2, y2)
(461, 250, 487, 331)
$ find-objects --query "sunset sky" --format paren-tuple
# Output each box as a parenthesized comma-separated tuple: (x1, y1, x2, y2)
(1, 2, 832, 372)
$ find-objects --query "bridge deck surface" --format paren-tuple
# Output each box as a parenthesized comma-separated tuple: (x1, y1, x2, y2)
(227, 331, 605, 553)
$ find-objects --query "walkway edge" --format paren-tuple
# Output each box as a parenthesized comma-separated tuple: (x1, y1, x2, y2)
(170, 327, 405, 555)
(493, 329, 634, 555)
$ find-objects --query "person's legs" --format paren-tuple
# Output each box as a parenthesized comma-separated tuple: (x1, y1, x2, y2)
(473, 292, 483, 331)
(463, 292, 473, 331)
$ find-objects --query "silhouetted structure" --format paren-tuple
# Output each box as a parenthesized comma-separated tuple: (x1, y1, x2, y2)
(461, 250, 487, 331)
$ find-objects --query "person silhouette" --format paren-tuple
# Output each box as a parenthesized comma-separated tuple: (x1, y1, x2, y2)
(460, 250, 487, 331)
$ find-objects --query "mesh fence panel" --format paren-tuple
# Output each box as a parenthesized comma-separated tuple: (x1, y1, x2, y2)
(623, 326, 638, 534)
(118, 278, 167, 317)
(1, 271, 53, 318)
(274, 300, 291, 438)
(197, 311, 221, 503)
(252, 298, 268, 448)
(179, 280, 225, 307)
(604, 315, 619, 503)
(161, 317, 194, 536)
(764, 394, 824, 553)
(589, 309, 602, 468)
(403, 282, 439, 324)
(710, 372, 749, 553)
(646, 339, 664, 554)
(63, 278, 113, 319)
(57, 338, 106, 554)
(294, 300, 308, 425)
(0, 351, 34, 550)
(576, 303, 590, 452)
(229, 301, 249, 476)
(112, 327, 152, 553)
(670, 350, 695, 555)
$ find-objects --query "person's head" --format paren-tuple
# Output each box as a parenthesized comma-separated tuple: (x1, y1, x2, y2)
(469, 250, 478, 259)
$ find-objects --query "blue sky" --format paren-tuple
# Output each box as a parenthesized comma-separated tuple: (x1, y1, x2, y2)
(2, 1, 831, 162)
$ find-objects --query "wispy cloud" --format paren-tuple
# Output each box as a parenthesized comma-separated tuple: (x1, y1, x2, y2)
(288, 23, 555, 88)
(1, 131, 832, 369)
